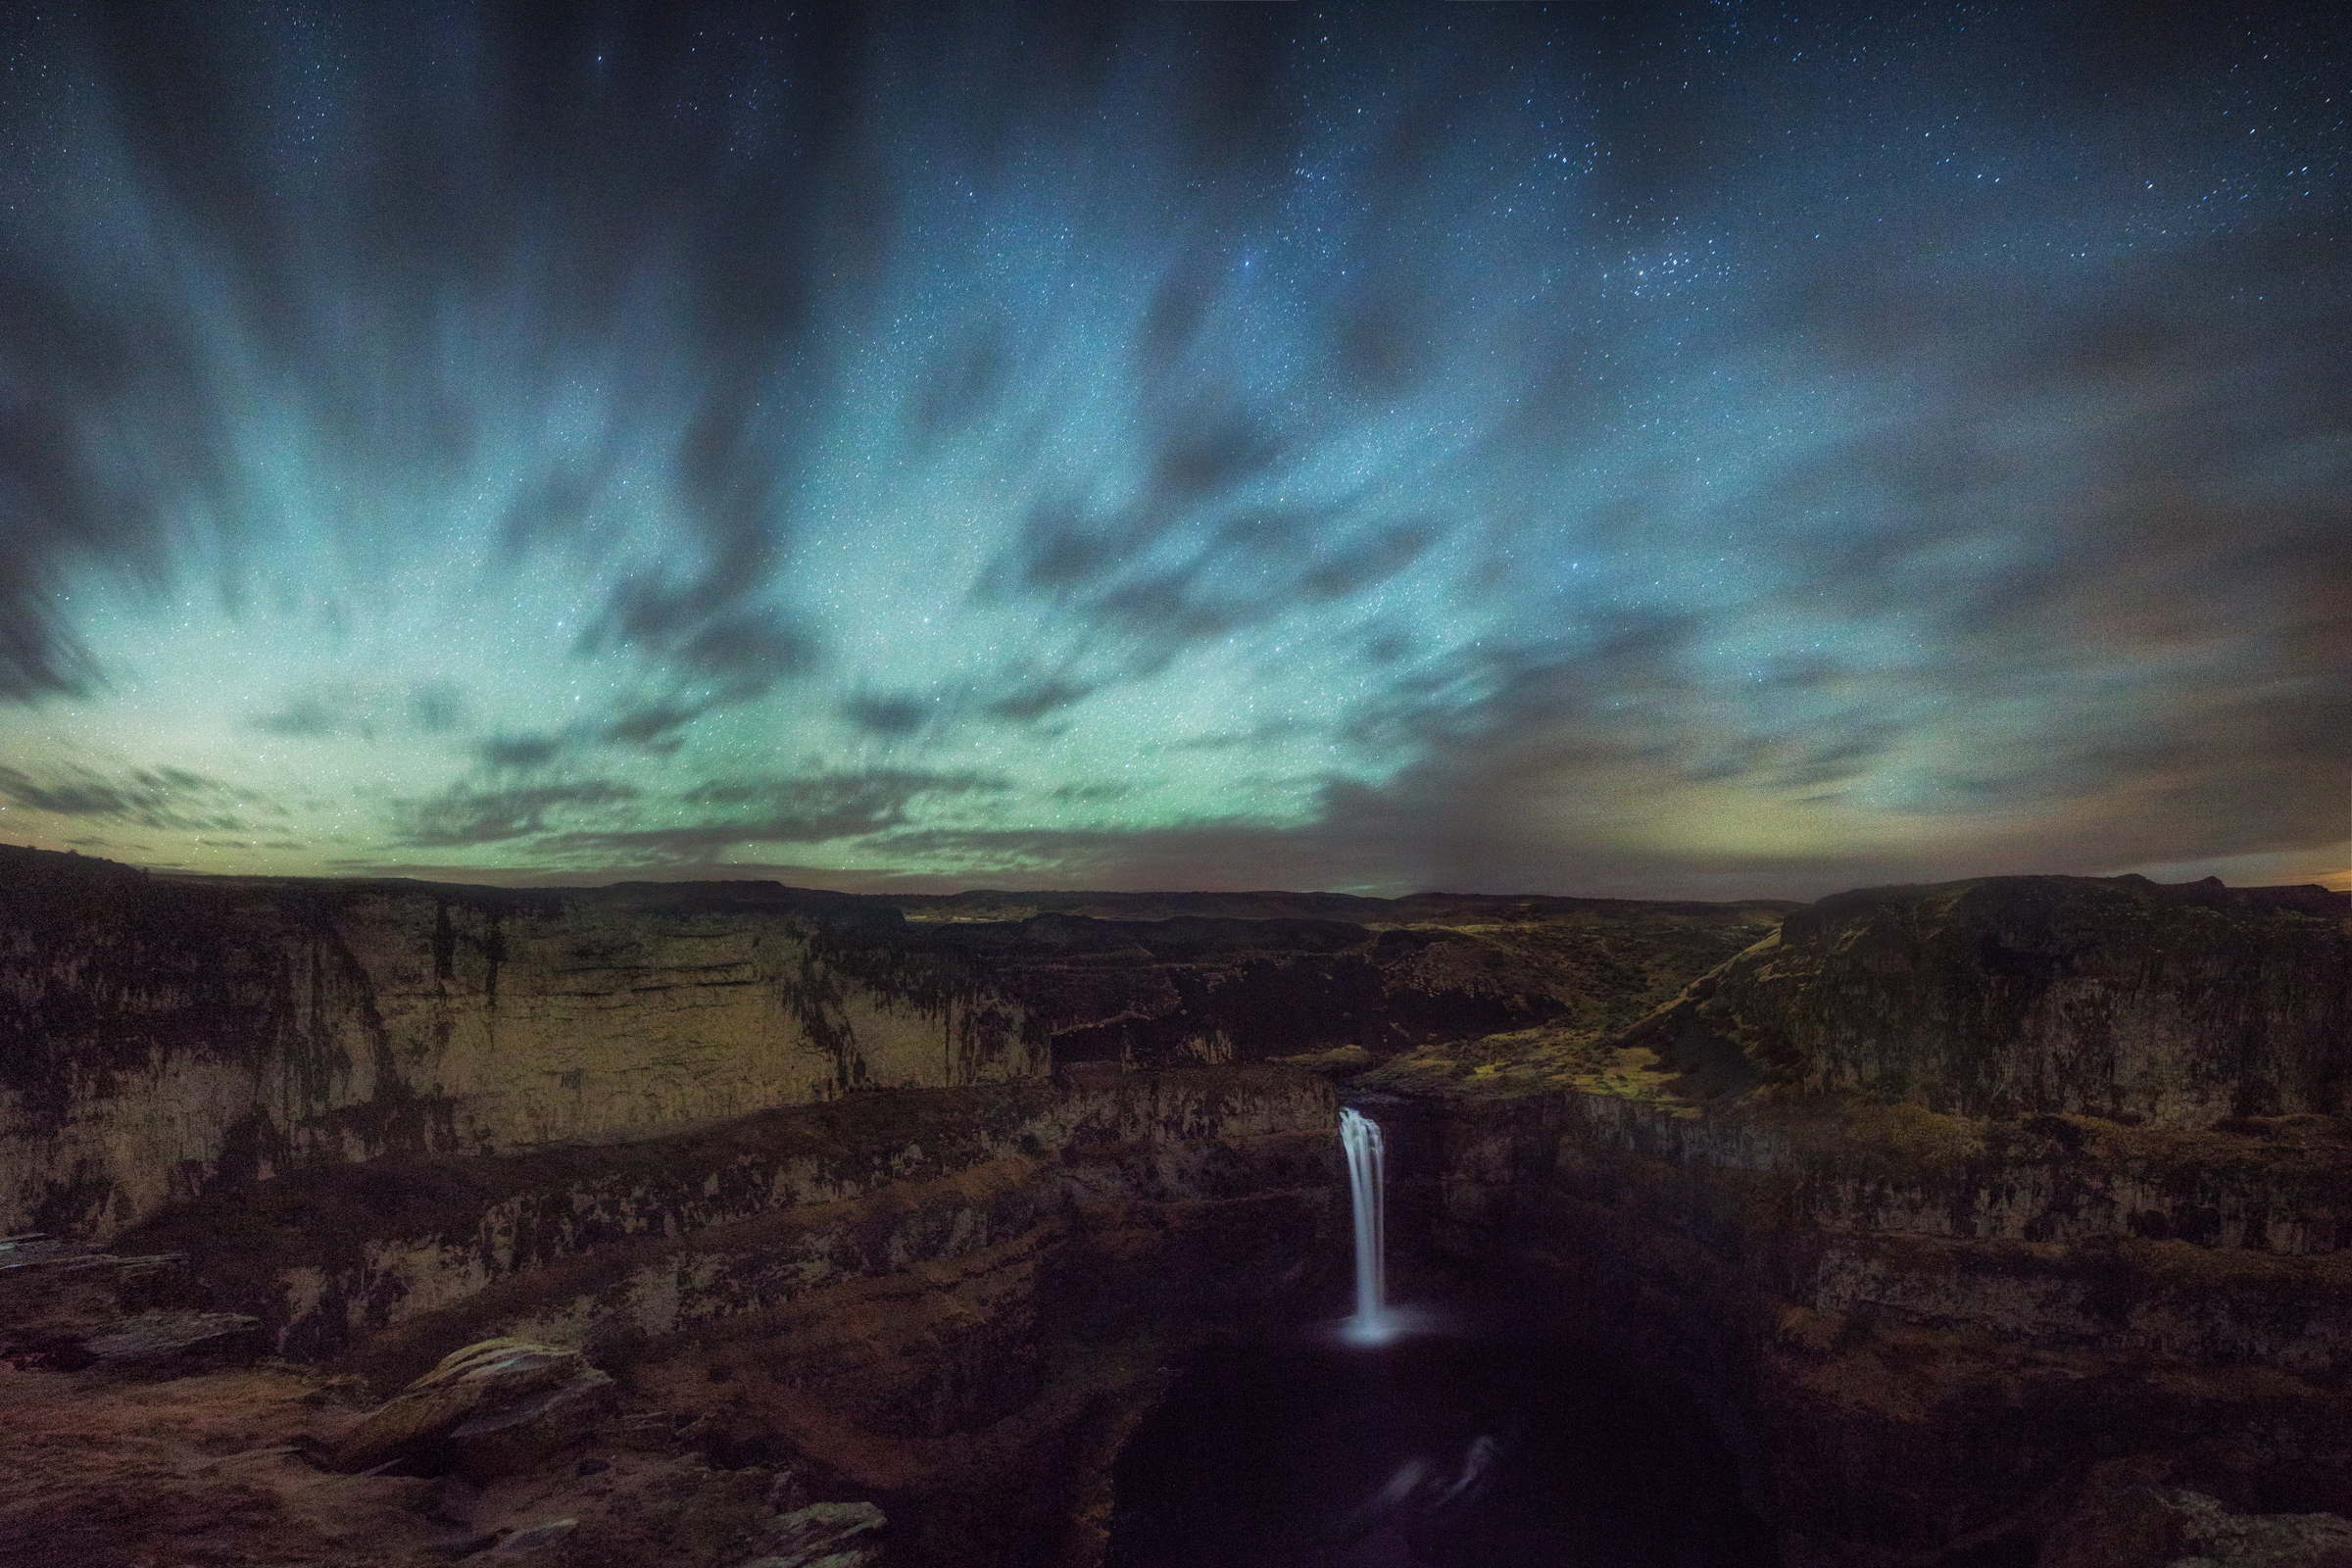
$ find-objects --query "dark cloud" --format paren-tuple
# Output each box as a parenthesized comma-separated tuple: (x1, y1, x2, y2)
(477, 733, 569, 771)
(253, 681, 473, 741)
(866, 822, 1355, 896)
(0, 2, 2343, 896)
(602, 702, 708, 751)
(575, 593, 821, 708)
(0, 765, 261, 834)
(903, 328, 1009, 447)
(839, 693, 932, 737)
(0, 2, 855, 705)
(527, 770, 1005, 865)
(389, 783, 643, 848)
(976, 497, 1442, 682)
(981, 678, 1097, 724)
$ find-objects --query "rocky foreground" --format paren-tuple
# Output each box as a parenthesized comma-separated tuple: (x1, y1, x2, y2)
(0, 846, 2345, 1567)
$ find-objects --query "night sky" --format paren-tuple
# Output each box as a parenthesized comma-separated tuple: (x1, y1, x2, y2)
(0, 1, 2343, 900)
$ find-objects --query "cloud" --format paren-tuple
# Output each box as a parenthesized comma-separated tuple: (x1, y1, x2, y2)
(0, 2, 2344, 903)
(974, 497, 1443, 683)
(670, 768, 1008, 840)
(863, 822, 1364, 895)
(575, 596, 820, 708)
(980, 677, 1097, 725)
(252, 680, 473, 740)
(427, 769, 1017, 866)
(476, 733, 569, 771)
(388, 782, 643, 848)
(0, 765, 264, 833)
(838, 693, 933, 737)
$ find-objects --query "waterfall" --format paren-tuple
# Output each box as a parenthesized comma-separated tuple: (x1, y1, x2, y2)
(1340, 1105, 1392, 1346)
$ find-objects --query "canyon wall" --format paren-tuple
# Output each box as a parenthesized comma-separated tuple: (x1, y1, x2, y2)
(0, 844, 1789, 1566)
(0, 843, 1786, 1238)
(0, 850, 1043, 1238)
(88, 1065, 1342, 1566)
(1419, 873, 2352, 1568)
(30, 848, 2345, 1565)
(7, 1064, 1343, 1568)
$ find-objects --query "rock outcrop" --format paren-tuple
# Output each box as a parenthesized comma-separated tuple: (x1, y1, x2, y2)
(0, 847, 1792, 1567)
(1615, 872, 2350, 1125)
(0, 849, 1043, 1240)
(0, 1346, 888, 1568)
(330, 1339, 616, 1479)
(1419, 873, 2352, 1568)
(33, 1062, 1347, 1565)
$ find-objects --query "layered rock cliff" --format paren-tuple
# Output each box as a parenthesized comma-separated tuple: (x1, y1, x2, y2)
(17, 848, 2341, 1567)
(0, 843, 1787, 1238)
(9, 1062, 1344, 1567)
(0, 851, 1039, 1239)
(0, 844, 1788, 1568)
(1413, 873, 2352, 1568)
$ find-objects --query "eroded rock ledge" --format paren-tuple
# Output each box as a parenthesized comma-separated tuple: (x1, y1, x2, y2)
(8, 1066, 1344, 1566)
(0, 843, 1788, 1239)
(1410, 873, 2352, 1568)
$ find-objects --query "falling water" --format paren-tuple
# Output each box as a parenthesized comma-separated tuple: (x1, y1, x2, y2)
(1339, 1106, 1391, 1346)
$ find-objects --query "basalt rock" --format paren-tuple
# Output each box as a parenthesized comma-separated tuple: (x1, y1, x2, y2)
(734, 1499, 888, 1567)
(332, 1338, 616, 1479)
(0, 848, 1044, 1241)
(70, 1064, 1345, 1566)
(1612, 872, 2351, 1125)
(43, 847, 2349, 1567)
(0, 844, 1785, 1240)
(1421, 873, 2352, 1568)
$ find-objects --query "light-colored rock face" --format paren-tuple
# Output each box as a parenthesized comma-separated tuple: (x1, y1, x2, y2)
(0, 871, 1045, 1238)
(0, 847, 1786, 1243)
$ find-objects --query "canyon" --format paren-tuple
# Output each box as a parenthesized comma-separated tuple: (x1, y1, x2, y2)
(0, 843, 2345, 1568)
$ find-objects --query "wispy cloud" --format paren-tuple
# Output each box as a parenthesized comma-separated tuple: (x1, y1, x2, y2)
(0, 2, 2339, 895)
(0, 765, 270, 835)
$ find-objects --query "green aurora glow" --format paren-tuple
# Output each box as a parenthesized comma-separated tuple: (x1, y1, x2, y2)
(0, 2, 2344, 898)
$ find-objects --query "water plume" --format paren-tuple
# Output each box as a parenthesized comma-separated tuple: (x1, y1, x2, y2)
(1340, 1105, 1391, 1347)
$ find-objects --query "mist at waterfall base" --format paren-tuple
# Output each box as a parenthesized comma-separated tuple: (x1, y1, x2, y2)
(1102, 1108, 1777, 1568)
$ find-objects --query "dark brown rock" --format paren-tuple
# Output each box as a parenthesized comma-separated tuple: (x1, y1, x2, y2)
(333, 1338, 613, 1477)
(1422, 874, 2352, 1568)
(1611, 873, 2350, 1126)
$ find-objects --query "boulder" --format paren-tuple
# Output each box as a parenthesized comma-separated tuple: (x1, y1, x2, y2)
(332, 1339, 612, 1477)
(469, 1517, 578, 1558)
(2161, 1491, 2352, 1568)
(733, 1499, 888, 1567)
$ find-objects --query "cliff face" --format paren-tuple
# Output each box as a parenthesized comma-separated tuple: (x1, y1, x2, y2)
(35, 849, 2346, 1566)
(106, 1068, 1338, 1366)
(1423, 873, 2352, 1568)
(1622, 872, 2351, 1125)
(33, 1066, 1341, 1568)
(0, 853, 1043, 1238)
(0, 844, 1787, 1238)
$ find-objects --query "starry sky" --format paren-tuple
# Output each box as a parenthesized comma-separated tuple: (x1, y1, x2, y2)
(0, 1, 2344, 901)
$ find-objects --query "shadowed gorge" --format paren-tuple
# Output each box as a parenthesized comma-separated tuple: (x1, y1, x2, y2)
(2, 847, 2346, 1567)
